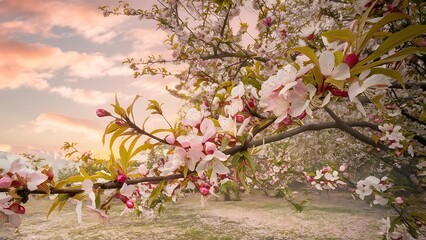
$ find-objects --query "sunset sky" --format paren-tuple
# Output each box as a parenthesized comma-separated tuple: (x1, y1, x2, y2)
(0, 0, 181, 155)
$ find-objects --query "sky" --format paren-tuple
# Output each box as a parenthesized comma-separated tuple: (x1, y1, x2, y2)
(0, 0, 181, 156)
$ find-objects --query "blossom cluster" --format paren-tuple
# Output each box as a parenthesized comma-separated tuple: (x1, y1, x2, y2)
(0, 152, 53, 228)
(354, 176, 391, 206)
(378, 123, 407, 150)
(304, 164, 348, 191)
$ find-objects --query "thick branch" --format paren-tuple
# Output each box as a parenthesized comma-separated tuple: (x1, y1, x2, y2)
(223, 121, 384, 155)
(324, 107, 389, 151)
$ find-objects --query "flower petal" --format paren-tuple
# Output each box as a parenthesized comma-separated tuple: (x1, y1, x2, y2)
(332, 63, 350, 80)
(319, 51, 335, 76)
(27, 172, 48, 191)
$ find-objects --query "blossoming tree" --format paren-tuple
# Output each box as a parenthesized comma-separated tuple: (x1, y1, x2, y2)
(1, 0, 426, 238)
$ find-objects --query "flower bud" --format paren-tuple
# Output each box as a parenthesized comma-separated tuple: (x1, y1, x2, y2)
(262, 16, 272, 27)
(282, 117, 292, 125)
(306, 32, 315, 41)
(9, 202, 26, 214)
(248, 99, 255, 108)
(297, 111, 307, 120)
(416, 38, 426, 47)
(235, 114, 245, 123)
(96, 109, 111, 117)
(343, 53, 358, 68)
(126, 200, 134, 209)
(199, 187, 210, 196)
(42, 168, 55, 181)
(117, 173, 127, 183)
(395, 197, 404, 204)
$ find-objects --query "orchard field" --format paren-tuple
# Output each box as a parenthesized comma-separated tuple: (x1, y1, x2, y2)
(1, 0, 426, 239)
(1, 191, 395, 240)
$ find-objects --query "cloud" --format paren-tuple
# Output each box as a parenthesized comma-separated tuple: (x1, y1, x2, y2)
(31, 112, 104, 140)
(0, 40, 63, 90)
(49, 86, 113, 105)
(0, 144, 12, 152)
(0, 40, 131, 90)
(0, 0, 128, 43)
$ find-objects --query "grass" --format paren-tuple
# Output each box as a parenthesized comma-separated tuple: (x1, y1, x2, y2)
(0, 190, 394, 240)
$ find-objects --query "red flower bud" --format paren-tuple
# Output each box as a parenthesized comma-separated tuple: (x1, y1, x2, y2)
(96, 109, 111, 117)
(235, 114, 245, 123)
(125, 200, 134, 209)
(343, 53, 358, 68)
(306, 32, 315, 41)
(199, 187, 210, 196)
(117, 173, 127, 183)
(11, 180, 22, 188)
(248, 99, 255, 108)
(330, 89, 348, 97)
(42, 168, 55, 181)
(8, 202, 26, 214)
(297, 111, 307, 120)
(282, 117, 292, 125)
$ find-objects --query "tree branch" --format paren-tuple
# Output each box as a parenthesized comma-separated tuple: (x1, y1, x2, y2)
(324, 106, 389, 151)
(0, 174, 184, 195)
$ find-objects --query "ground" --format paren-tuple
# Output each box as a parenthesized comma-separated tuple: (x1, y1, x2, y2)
(0, 190, 395, 240)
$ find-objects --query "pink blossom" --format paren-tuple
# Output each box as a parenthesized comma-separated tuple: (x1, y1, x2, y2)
(138, 164, 149, 176)
(182, 108, 203, 127)
(395, 197, 404, 204)
(0, 176, 12, 188)
(27, 172, 48, 191)
(165, 134, 176, 144)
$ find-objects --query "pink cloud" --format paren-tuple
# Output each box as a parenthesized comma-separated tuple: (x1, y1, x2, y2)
(0, 144, 12, 152)
(0, 40, 130, 90)
(49, 86, 134, 105)
(0, 0, 128, 43)
(31, 112, 104, 140)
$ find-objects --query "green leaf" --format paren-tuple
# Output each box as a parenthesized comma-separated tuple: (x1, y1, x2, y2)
(55, 175, 85, 189)
(358, 13, 411, 52)
(357, 2, 376, 36)
(112, 94, 126, 117)
(370, 68, 404, 88)
(126, 95, 141, 117)
(79, 166, 90, 178)
(353, 47, 426, 74)
(102, 122, 120, 145)
(322, 29, 356, 44)
(242, 76, 261, 90)
(147, 100, 163, 115)
(119, 144, 129, 173)
(243, 151, 256, 174)
(47, 194, 70, 218)
(109, 126, 129, 151)
(325, 77, 345, 90)
(371, 95, 386, 112)
(150, 128, 174, 135)
(312, 66, 324, 89)
(130, 141, 155, 159)
(92, 171, 114, 181)
(291, 47, 319, 67)
(148, 181, 166, 207)
(357, 25, 426, 66)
